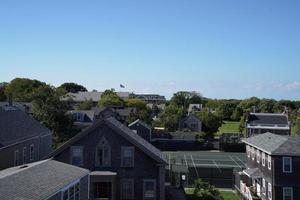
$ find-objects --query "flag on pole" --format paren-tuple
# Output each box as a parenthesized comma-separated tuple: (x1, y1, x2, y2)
(120, 84, 125, 88)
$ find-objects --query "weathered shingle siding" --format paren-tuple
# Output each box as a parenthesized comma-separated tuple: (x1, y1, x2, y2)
(129, 123, 151, 142)
(273, 156, 300, 186)
(54, 123, 164, 199)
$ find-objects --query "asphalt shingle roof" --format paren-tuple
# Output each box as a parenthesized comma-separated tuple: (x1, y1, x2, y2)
(242, 132, 300, 156)
(0, 159, 89, 200)
(128, 119, 152, 130)
(247, 113, 289, 125)
(0, 109, 51, 147)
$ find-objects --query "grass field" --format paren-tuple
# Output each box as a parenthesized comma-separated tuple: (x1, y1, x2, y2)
(216, 121, 240, 136)
(185, 188, 239, 200)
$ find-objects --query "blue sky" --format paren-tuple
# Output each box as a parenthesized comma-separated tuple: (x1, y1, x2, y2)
(1, 0, 300, 99)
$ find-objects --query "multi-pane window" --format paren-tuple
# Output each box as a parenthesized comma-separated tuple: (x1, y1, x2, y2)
(71, 146, 83, 166)
(121, 147, 134, 167)
(96, 137, 111, 167)
(262, 179, 266, 195)
(268, 183, 272, 200)
(268, 155, 271, 170)
(262, 152, 266, 166)
(23, 147, 27, 164)
(62, 182, 80, 200)
(283, 187, 293, 200)
(120, 179, 134, 200)
(283, 157, 292, 173)
(252, 147, 255, 160)
(29, 144, 34, 161)
(14, 150, 19, 166)
(143, 179, 156, 200)
(257, 150, 261, 164)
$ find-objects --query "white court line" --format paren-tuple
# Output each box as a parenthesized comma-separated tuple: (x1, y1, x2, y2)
(229, 155, 241, 168)
(234, 156, 246, 167)
(168, 154, 171, 171)
(190, 155, 199, 178)
(184, 154, 188, 167)
(213, 160, 222, 173)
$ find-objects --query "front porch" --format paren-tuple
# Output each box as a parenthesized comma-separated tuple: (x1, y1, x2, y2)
(89, 171, 117, 200)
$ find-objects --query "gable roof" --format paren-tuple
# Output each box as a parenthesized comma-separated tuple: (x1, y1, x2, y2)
(128, 119, 152, 130)
(0, 109, 51, 147)
(242, 132, 300, 156)
(181, 114, 201, 123)
(0, 159, 89, 200)
(48, 117, 167, 164)
(247, 113, 289, 126)
(68, 110, 95, 121)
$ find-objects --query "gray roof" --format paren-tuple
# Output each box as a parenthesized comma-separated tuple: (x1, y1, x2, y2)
(48, 117, 167, 164)
(0, 159, 89, 200)
(128, 119, 152, 130)
(243, 168, 262, 178)
(247, 113, 289, 125)
(68, 110, 95, 121)
(0, 109, 51, 147)
(61, 91, 130, 102)
(242, 132, 300, 156)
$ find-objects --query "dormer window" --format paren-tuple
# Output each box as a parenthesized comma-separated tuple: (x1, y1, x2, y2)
(95, 137, 111, 167)
(262, 152, 266, 166)
(268, 155, 272, 170)
(257, 150, 261, 164)
(283, 157, 292, 173)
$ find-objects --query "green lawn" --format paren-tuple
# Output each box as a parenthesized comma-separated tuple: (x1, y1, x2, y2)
(216, 121, 240, 136)
(185, 188, 239, 200)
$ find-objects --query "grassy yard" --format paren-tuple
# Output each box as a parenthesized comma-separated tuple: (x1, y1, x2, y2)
(185, 188, 239, 200)
(216, 121, 240, 136)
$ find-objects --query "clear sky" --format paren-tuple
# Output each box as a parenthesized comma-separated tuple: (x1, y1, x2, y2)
(1, 0, 300, 100)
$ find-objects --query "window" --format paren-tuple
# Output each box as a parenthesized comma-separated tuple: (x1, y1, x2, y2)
(14, 150, 19, 166)
(262, 179, 266, 195)
(95, 137, 111, 167)
(268, 183, 272, 200)
(247, 145, 250, 158)
(30, 144, 34, 161)
(257, 150, 261, 164)
(23, 147, 27, 164)
(268, 155, 271, 170)
(61, 182, 80, 200)
(262, 152, 266, 166)
(121, 179, 134, 199)
(71, 146, 83, 166)
(283, 157, 292, 173)
(283, 187, 293, 200)
(252, 147, 255, 160)
(121, 146, 134, 167)
(143, 179, 156, 200)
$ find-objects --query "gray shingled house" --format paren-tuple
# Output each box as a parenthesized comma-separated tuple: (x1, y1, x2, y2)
(0, 159, 89, 200)
(235, 132, 300, 200)
(0, 107, 53, 170)
(128, 119, 152, 142)
(246, 113, 291, 137)
(48, 116, 167, 200)
(179, 114, 202, 132)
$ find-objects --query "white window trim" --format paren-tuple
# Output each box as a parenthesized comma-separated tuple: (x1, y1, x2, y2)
(268, 183, 272, 200)
(268, 155, 271, 170)
(252, 147, 255, 161)
(29, 144, 34, 161)
(257, 150, 260, 164)
(121, 146, 135, 167)
(262, 179, 266, 195)
(143, 179, 156, 200)
(283, 187, 293, 200)
(95, 137, 111, 167)
(282, 157, 292, 173)
(14, 150, 19, 166)
(61, 180, 80, 200)
(70, 146, 83, 166)
(262, 152, 266, 166)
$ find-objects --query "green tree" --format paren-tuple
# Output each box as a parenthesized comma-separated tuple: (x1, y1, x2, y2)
(293, 115, 300, 135)
(159, 104, 185, 131)
(98, 89, 124, 107)
(78, 99, 94, 110)
(0, 82, 8, 101)
(238, 97, 261, 112)
(193, 179, 223, 200)
(196, 110, 222, 137)
(126, 98, 152, 124)
(58, 82, 87, 93)
(170, 91, 202, 109)
(259, 98, 276, 113)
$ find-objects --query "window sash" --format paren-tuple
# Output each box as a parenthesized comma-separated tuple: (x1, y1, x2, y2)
(14, 150, 19, 166)
(268, 155, 271, 170)
(257, 150, 260, 164)
(283, 187, 293, 200)
(283, 157, 292, 173)
(268, 183, 272, 200)
(61, 181, 80, 200)
(121, 179, 134, 199)
(262, 152, 265, 166)
(143, 179, 156, 200)
(71, 146, 83, 166)
(23, 147, 27, 164)
(121, 147, 134, 167)
(29, 144, 34, 161)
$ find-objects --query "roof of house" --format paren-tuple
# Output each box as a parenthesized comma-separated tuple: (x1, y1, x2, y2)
(181, 114, 201, 123)
(188, 104, 202, 113)
(128, 119, 152, 130)
(242, 132, 300, 156)
(61, 91, 130, 102)
(247, 113, 289, 125)
(68, 110, 95, 121)
(47, 116, 167, 164)
(0, 109, 51, 147)
(0, 159, 89, 200)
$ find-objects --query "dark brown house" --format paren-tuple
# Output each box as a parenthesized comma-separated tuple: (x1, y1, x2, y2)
(235, 132, 300, 200)
(48, 116, 167, 200)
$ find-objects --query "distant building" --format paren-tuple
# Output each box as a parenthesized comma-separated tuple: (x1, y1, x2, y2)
(132, 94, 166, 104)
(246, 113, 291, 137)
(188, 104, 202, 114)
(235, 132, 300, 200)
(179, 114, 202, 132)
(0, 107, 52, 170)
(49, 116, 167, 200)
(128, 119, 152, 142)
(0, 159, 90, 200)
(68, 110, 96, 129)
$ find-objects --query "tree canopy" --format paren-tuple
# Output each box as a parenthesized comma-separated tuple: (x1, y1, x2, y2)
(58, 82, 87, 93)
(98, 89, 124, 107)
